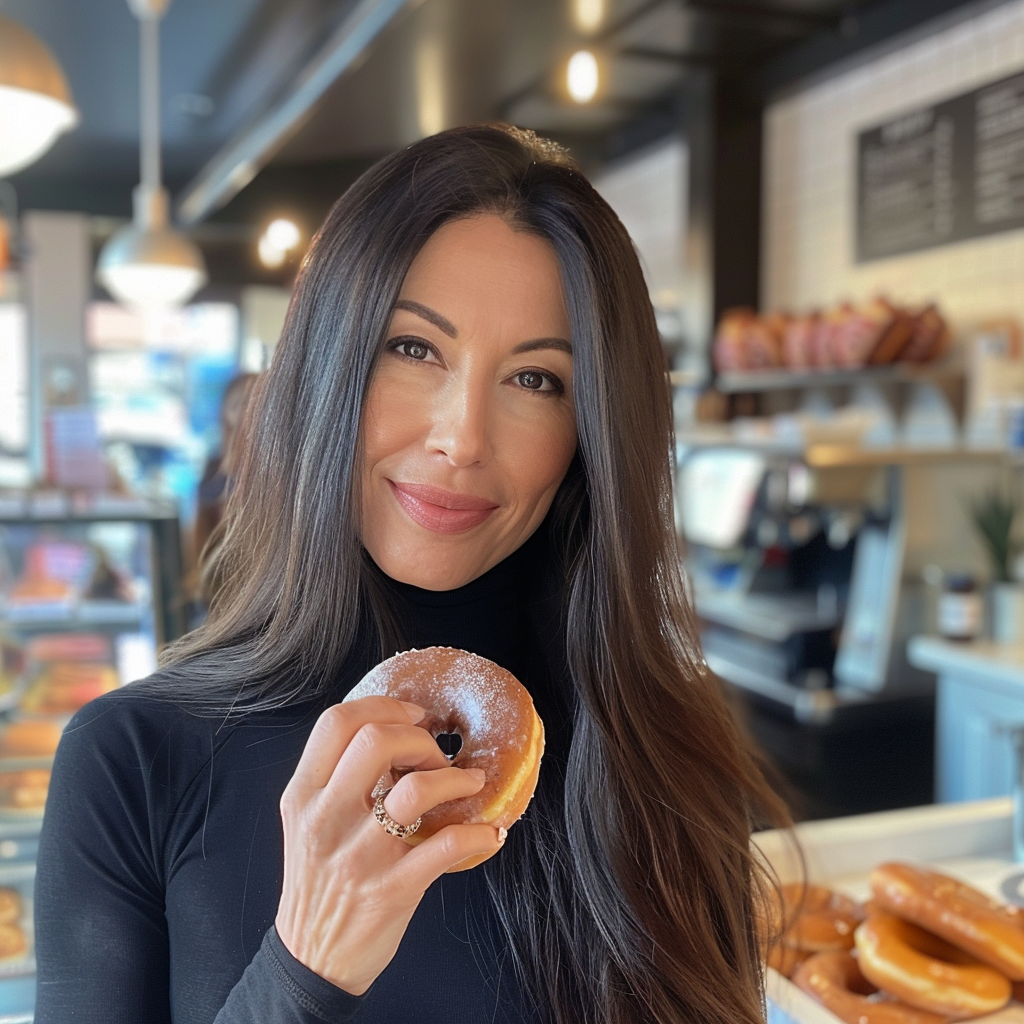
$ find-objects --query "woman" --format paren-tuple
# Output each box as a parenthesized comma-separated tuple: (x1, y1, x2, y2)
(35, 124, 787, 1024)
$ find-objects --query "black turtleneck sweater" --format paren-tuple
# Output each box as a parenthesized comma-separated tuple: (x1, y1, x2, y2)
(34, 530, 569, 1024)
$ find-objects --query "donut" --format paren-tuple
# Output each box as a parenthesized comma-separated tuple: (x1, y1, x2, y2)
(0, 719, 62, 757)
(0, 922, 26, 961)
(854, 907, 1011, 1017)
(0, 888, 21, 925)
(793, 951, 950, 1024)
(344, 648, 544, 869)
(764, 882, 864, 977)
(778, 883, 863, 954)
(870, 862, 1024, 979)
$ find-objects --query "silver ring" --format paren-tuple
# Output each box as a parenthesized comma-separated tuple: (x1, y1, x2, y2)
(373, 792, 422, 839)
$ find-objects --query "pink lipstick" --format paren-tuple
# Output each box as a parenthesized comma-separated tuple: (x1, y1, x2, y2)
(388, 481, 498, 534)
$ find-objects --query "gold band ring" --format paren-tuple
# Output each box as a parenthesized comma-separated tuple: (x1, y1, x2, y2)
(373, 792, 422, 840)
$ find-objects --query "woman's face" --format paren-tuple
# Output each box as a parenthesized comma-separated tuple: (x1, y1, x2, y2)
(360, 213, 577, 591)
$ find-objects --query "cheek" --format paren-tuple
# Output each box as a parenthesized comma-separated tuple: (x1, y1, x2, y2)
(505, 406, 577, 499)
(361, 371, 425, 471)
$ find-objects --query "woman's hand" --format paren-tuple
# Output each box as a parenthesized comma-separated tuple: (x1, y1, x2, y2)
(274, 696, 504, 995)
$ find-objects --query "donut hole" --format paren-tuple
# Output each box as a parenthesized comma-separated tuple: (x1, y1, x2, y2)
(435, 732, 463, 760)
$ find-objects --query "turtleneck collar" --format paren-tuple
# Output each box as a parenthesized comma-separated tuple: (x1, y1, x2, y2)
(373, 520, 550, 673)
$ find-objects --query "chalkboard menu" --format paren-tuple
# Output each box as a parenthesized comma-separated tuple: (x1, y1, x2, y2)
(856, 70, 1024, 261)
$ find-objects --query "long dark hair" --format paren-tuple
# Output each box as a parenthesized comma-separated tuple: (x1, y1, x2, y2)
(162, 124, 789, 1024)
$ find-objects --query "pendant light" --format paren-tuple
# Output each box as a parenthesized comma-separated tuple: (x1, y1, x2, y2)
(0, 14, 78, 176)
(97, 0, 206, 309)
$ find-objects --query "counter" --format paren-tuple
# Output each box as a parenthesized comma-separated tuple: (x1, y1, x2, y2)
(908, 636, 1024, 803)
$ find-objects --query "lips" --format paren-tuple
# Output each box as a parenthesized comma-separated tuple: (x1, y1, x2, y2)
(388, 480, 499, 534)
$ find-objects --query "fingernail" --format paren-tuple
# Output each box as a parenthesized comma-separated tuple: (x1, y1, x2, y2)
(399, 701, 427, 723)
(466, 768, 486, 783)
(497, 826, 507, 844)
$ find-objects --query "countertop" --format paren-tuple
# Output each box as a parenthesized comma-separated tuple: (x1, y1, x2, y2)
(908, 634, 1024, 688)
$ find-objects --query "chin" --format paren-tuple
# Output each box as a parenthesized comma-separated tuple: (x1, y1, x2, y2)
(376, 551, 483, 592)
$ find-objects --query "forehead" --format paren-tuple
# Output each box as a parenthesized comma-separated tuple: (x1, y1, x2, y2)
(398, 214, 569, 331)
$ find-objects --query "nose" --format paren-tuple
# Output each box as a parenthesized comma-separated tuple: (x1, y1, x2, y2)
(425, 377, 493, 467)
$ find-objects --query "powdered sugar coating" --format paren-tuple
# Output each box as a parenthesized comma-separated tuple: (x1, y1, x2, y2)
(344, 646, 542, 830)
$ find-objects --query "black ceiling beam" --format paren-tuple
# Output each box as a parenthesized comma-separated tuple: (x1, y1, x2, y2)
(675, 0, 838, 32)
(756, 0, 993, 99)
(617, 46, 721, 69)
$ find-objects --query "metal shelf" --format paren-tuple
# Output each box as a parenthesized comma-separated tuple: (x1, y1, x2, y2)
(714, 358, 964, 394)
(676, 430, 1008, 468)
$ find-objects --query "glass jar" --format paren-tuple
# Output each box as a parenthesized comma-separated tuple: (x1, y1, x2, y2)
(938, 573, 983, 642)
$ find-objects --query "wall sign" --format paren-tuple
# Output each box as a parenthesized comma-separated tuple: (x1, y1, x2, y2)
(856, 70, 1024, 262)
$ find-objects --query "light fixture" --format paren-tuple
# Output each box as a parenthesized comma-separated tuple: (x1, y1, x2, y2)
(567, 50, 599, 104)
(0, 14, 78, 176)
(97, 0, 206, 310)
(257, 218, 301, 269)
(572, 0, 604, 35)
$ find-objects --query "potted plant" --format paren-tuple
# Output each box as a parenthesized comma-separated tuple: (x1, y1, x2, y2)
(966, 484, 1024, 642)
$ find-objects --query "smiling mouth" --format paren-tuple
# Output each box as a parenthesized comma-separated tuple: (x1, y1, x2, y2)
(388, 481, 499, 534)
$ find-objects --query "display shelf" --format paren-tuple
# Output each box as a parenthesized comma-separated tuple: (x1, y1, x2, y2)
(0, 600, 150, 628)
(676, 429, 1008, 467)
(713, 357, 964, 394)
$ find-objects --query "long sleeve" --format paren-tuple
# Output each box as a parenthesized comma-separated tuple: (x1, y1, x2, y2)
(34, 692, 362, 1024)
(34, 698, 175, 1023)
(214, 928, 362, 1023)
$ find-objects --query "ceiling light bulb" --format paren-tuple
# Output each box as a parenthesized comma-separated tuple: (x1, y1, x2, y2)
(573, 0, 604, 34)
(257, 234, 286, 269)
(265, 218, 300, 252)
(0, 15, 78, 176)
(97, 184, 207, 309)
(567, 50, 599, 104)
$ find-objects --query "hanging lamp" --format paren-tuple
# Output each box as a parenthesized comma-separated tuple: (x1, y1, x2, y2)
(0, 14, 78, 176)
(97, 0, 206, 309)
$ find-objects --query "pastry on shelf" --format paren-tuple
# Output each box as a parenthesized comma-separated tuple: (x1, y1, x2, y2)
(82, 545, 136, 603)
(782, 312, 819, 370)
(0, 768, 51, 811)
(830, 298, 914, 368)
(901, 304, 951, 363)
(713, 307, 758, 372)
(20, 660, 119, 713)
(0, 719, 63, 757)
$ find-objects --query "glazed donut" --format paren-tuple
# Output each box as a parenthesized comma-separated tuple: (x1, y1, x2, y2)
(765, 883, 863, 976)
(870, 862, 1024, 979)
(344, 648, 544, 867)
(855, 907, 1011, 1017)
(793, 951, 950, 1024)
(777, 883, 863, 954)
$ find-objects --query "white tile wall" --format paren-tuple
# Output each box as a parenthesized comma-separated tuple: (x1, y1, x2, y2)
(592, 137, 687, 312)
(762, 0, 1024, 335)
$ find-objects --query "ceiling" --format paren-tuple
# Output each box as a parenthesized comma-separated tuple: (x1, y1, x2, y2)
(1, 0, 981, 285)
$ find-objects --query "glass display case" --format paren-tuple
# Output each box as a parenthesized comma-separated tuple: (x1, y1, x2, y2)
(0, 493, 183, 1021)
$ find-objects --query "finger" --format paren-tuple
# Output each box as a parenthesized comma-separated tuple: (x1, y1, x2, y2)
(328, 722, 453, 805)
(396, 823, 506, 890)
(383, 767, 486, 827)
(287, 698, 426, 797)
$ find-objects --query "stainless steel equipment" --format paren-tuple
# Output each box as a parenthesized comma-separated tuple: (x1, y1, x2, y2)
(677, 446, 935, 819)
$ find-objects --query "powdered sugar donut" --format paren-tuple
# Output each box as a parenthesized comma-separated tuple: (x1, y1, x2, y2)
(345, 647, 544, 863)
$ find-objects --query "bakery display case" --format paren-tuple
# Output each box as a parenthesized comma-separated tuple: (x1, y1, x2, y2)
(0, 496, 184, 1021)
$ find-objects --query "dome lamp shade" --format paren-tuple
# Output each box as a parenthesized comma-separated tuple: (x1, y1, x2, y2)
(0, 14, 78, 176)
(97, 183, 207, 309)
(95, 0, 207, 309)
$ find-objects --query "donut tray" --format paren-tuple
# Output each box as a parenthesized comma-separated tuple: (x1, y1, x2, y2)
(754, 798, 1024, 1024)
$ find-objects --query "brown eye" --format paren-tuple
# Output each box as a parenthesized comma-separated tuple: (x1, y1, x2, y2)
(402, 341, 430, 360)
(517, 371, 545, 390)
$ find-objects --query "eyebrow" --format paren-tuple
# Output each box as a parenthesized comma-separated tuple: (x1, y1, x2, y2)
(393, 299, 573, 356)
(393, 299, 458, 338)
